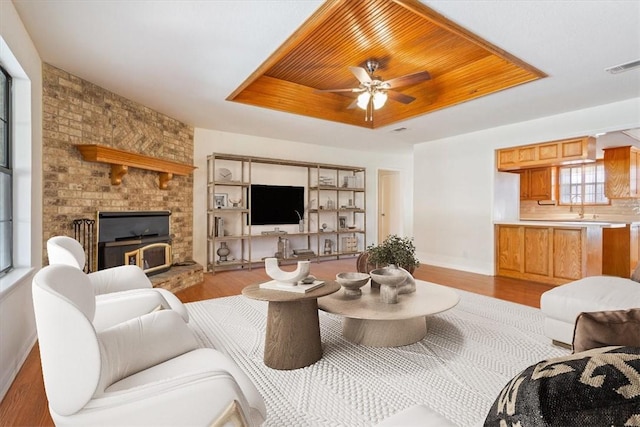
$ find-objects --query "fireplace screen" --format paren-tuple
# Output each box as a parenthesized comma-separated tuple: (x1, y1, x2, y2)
(125, 243, 172, 275)
(97, 211, 172, 276)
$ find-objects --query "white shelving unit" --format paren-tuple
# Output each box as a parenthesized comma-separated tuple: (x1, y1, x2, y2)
(206, 153, 366, 273)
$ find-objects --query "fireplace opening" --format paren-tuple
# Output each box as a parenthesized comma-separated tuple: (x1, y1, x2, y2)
(97, 211, 172, 276)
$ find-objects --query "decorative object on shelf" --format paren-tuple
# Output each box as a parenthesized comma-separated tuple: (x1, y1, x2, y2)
(217, 167, 232, 181)
(261, 230, 288, 235)
(295, 210, 304, 232)
(214, 217, 225, 237)
(293, 249, 316, 257)
(264, 257, 310, 286)
(336, 272, 370, 297)
(326, 198, 335, 210)
(338, 216, 347, 230)
(214, 193, 228, 208)
(341, 236, 358, 253)
(228, 198, 241, 208)
(216, 242, 231, 262)
(319, 176, 334, 186)
(277, 237, 292, 259)
(343, 176, 358, 188)
(324, 239, 333, 254)
(364, 235, 420, 274)
(369, 267, 407, 304)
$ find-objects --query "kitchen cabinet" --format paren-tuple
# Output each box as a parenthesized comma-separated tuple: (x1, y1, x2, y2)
(602, 223, 640, 277)
(497, 136, 596, 171)
(603, 145, 640, 199)
(518, 167, 552, 200)
(495, 222, 603, 285)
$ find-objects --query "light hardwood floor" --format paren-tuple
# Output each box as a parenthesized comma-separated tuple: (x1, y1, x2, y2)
(0, 260, 555, 426)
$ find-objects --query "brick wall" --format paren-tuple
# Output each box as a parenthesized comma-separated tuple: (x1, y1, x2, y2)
(42, 63, 195, 266)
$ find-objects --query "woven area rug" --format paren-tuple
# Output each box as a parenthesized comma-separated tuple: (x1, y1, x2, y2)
(186, 286, 570, 426)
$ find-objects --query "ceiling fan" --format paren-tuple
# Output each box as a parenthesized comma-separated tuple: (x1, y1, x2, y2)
(314, 59, 431, 121)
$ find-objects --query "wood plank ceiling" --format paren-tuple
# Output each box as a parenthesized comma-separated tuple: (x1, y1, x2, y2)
(227, 0, 546, 129)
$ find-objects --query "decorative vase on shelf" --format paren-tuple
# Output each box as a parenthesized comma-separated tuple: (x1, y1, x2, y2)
(217, 242, 230, 262)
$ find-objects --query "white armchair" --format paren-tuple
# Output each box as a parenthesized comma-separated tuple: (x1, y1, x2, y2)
(32, 264, 266, 426)
(47, 236, 189, 327)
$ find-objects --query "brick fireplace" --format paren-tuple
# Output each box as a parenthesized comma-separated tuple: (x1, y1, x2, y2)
(42, 63, 202, 291)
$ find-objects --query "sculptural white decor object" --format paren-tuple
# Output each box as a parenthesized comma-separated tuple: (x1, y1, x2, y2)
(264, 258, 310, 286)
(369, 267, 407, 303)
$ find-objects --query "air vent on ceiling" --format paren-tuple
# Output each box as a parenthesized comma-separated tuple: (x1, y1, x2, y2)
(604, 59, 640, 74)
(391, 127, 408, 133)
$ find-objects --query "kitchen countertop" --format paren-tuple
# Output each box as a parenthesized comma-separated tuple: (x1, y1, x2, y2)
(494, 220, 627, 228)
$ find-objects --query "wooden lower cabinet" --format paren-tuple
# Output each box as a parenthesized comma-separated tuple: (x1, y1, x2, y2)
(495, 224, 603, 285)
(602, 224, 640, 277)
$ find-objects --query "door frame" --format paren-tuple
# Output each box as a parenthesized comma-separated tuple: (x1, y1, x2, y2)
(377, 169, 402, 243)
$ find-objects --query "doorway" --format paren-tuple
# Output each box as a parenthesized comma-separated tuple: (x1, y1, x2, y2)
(377, 169, 401, 242)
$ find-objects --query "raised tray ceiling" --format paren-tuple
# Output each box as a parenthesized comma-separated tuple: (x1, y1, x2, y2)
(227, 0, 546, 129)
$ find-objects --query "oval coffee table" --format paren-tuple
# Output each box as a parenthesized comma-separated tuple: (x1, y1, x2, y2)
(242, 281, 340, 370)
(318, 279, 460, 347)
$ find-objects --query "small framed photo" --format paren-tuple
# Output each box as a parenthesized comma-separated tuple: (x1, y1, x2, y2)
(338, 216, 347, 230)
(214, 193, 228, 209)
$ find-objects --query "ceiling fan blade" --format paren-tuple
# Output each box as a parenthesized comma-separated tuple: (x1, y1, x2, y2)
(314, 88, 360, 93)
(385, 71, 431, 89)
(386, 90, 416, 104)
(349, 66, 372, 84)
(346, 99, 359, 109)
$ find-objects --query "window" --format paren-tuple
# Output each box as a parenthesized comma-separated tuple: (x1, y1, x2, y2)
(0, 65, 11, 275)
(558, 161, 608, 205)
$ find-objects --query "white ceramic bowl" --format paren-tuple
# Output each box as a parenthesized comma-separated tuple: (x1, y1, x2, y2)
(336, 272, 370, 296)
(369, 268, 406, 287)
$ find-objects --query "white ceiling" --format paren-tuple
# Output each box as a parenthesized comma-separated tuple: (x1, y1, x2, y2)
(11, 0, 640, 152)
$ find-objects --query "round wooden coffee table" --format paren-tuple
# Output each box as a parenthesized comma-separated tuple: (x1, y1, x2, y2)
(318, 279, 459, 347)
(242, 281, 340, 370)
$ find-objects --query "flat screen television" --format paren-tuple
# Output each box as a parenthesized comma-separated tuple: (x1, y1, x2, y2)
(250, 184, 304, 226)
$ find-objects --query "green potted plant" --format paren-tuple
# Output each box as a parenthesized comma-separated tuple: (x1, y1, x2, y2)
(358, 235, 420, 274)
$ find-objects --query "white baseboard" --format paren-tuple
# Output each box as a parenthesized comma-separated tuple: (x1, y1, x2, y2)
(0, 334, 37, 403)
(416, 252, 493, 276)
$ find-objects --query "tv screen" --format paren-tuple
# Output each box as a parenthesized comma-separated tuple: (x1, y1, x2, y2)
(250, 184, 304, 226)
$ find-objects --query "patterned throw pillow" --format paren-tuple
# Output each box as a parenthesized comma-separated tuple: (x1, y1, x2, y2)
(484, 346, 640, 427)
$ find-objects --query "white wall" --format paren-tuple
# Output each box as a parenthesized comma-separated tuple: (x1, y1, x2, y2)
(193, 128, 414, 268)
(0, 1, 43, 401)
(413, 97, 640, 275)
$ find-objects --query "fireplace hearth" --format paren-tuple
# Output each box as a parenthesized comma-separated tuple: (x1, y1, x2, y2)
(97, 211, 172, 276)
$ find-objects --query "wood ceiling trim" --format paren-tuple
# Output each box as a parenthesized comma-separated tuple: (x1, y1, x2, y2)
(233, 75, 371, 128)
(227, 0, 546, 129)
(393, 0, 547, 78)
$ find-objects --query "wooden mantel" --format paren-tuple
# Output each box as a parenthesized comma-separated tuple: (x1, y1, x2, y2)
(76, 144, 196, 189)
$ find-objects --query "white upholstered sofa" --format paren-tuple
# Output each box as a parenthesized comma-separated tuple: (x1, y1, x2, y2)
(32, 264, 266, 426)
(540, 275, 640, 345)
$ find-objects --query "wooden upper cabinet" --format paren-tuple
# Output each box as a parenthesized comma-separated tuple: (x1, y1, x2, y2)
(518, 167, 552, 200)
(603, 145, 640, 199)
(497, 136, 596, 171)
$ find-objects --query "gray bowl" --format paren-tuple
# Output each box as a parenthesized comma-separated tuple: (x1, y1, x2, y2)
(369, 268, 406, 287)
(336, 272, 370, 296)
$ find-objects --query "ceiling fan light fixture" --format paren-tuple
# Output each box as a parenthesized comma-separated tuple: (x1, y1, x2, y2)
(373, 91, 387, 110)
(357, 92, 371, 109)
